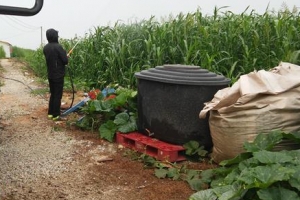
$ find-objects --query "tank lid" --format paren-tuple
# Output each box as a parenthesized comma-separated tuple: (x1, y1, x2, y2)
(135, 64, 231, 86)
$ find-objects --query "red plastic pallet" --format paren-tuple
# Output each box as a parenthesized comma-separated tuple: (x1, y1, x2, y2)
(116, 132, 186, 162)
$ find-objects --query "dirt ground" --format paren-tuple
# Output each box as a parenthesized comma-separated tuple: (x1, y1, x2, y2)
(0, 59, 215, 200)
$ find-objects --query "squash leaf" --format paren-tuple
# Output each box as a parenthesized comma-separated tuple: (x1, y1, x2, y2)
(253, 150, 293, 164)
(155, 168, 168, 179)
(99, 120, 117, 142)
(243, 131, 283, 152)
(257, 186, 300, 200)
(189, 189, 217, 200)
(114, 113, 137, 133)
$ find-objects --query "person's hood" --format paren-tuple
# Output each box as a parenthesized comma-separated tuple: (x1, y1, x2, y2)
(46, 28, 59, 43)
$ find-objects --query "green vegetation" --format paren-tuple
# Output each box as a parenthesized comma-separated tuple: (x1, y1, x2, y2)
(189, 131, 300, 200)
(11, 46, 25, 58)
(23, 48, 46, 78)
(11, 7, 300, 199)
(0, 46, 5, 58)
(10, 46, 36, 60)
(124, 131, 300, 199)
(76, 86, 137, 141)
(0, 63, 4, 87)
(22, 7, 300, 90)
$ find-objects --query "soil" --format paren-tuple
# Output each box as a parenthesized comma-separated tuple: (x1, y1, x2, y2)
(0, 59, 216, 200)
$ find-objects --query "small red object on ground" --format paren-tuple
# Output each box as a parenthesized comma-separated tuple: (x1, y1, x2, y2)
(116, 132, 186, 162)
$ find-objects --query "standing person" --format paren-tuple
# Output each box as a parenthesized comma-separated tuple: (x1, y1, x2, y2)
(43, 28, 68, 121)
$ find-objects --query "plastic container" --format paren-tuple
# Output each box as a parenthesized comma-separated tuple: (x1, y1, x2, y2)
(134, 64, 230, 149)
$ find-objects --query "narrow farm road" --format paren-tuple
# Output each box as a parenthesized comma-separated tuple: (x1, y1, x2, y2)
(0, 59, 195, 200)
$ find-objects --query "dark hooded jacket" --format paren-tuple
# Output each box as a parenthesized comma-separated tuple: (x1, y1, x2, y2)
(43, 29, 68, 79)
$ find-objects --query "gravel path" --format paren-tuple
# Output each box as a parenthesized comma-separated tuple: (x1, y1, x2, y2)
(0, 59, 199, 200)
(0, 59, 119, 200)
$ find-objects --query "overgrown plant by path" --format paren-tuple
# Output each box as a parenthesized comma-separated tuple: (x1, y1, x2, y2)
(121, 141, 213, 191)
(76, 86, 138, 142)
(189, 130, 300, 200)
(128, 131, 300, 199)
(0, 46, 5, 58)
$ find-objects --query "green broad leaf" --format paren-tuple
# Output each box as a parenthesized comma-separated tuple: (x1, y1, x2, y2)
(154, 168, 168, 179)
(166, 168, 179, 179)
(89, 99, 112, 112)
(130, 91, 137, 98)
(100, 99, 114, 111)
(99, 120, 117, 142)
(289, 170, 300, 191)
(189, 189, 218, 200)
(210, 167, 238, 188)
(285, 149, 300, 158)
(196, 148, 208, 157)
(282, 132, 300, 143)
(211, 178, 227, 189)
(253, 150, 293, 164)
(186, 169, 200, 180)
(179, 164, 187, 173)
(116, 114, 137, 133)
(238, 157, 260, 171)
(218, 189, 246, 200)
(216, 182, 247, 200)
(208, 167, 237, 188)
(219, 152, 252, 167)
(223, 168, 241, 185)
(117, 122, 137, 133)
(85, 101, 96, 112)
(236, 169, 257, 187)
(91, 100, 102, 111)
(212, 185, 233, 197)
(238, 164, 295, 188)
(183, 141, 200, 155)
(244, 131, 283, 152)
(257, 186, 300, 200)
(242, 188, 259, 199)
(114, 92, 128, 106)
(171, 172, 181, 180)
(114, 112, 129, 125)
(187, 179, 208, 191)
(284, 149, 300, 165)
(212, 166, 237, 177)
(140, 154, 156, 166)
(200, 169, 215, 183)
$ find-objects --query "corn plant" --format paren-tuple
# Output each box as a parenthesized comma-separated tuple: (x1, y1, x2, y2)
(26, 6, 300, 90)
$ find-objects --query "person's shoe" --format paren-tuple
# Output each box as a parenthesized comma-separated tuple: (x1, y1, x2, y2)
(52, 116, 60, 121)
(48, 115, 53, 119)
(52, 116, 67, 121)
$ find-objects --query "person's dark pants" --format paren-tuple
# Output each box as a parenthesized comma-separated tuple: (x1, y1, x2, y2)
(48, 77, 64, 117)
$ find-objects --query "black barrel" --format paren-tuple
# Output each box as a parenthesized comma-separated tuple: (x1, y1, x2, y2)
(135, 64, 230, 149)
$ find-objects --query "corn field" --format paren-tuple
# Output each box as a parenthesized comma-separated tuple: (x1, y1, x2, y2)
(27, 7, 300, 89)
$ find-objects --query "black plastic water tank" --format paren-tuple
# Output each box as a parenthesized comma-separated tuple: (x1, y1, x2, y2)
(135, 64, 230, 149)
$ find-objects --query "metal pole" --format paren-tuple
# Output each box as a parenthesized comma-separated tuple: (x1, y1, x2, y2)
(40, 26, 43, 47)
